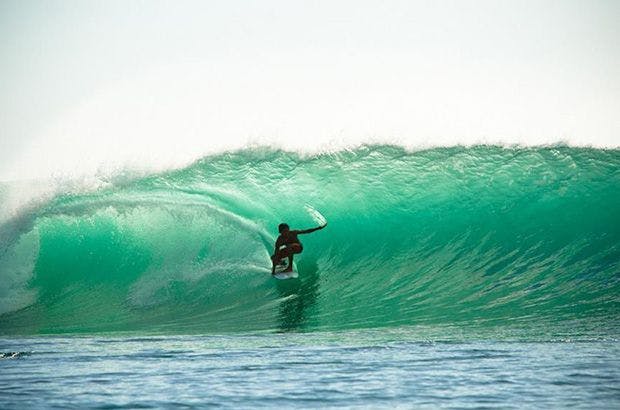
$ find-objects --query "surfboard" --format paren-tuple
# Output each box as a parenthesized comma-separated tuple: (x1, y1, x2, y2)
(273, 264, 299, 279)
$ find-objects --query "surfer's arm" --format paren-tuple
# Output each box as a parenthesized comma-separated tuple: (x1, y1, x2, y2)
(296, 224, 327, 235)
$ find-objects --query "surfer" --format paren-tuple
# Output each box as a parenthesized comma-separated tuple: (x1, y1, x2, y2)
(271, 222, 327, 274)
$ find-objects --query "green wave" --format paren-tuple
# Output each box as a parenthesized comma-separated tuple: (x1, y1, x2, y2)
(1, 145, 619, 335)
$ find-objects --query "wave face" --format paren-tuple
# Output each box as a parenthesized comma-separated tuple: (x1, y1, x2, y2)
(1, 145, 619, 335)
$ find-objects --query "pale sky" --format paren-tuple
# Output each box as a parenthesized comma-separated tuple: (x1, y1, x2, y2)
(1, 0, 619, 180)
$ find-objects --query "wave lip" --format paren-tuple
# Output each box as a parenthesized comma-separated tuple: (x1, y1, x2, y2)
(0, 145, 619, 335)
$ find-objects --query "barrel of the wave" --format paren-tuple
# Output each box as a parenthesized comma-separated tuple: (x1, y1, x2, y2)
(0, 145, 618, 335)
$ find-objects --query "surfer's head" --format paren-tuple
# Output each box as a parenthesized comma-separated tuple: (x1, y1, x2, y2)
(278, 223, 290, 233)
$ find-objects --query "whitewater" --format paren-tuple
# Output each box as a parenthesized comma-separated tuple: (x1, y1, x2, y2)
(1, 144, 619, 408)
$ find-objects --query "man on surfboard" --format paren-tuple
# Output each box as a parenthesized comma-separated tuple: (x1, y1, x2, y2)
(271, 222, 327, 274)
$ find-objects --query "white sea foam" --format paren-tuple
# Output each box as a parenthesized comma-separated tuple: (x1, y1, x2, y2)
(305, 204, 327, 226)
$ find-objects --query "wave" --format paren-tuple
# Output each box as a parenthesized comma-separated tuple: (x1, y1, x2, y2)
(0, 145, 619, 335)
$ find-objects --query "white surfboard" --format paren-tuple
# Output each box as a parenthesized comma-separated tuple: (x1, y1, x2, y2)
(273, 264, 299, 279)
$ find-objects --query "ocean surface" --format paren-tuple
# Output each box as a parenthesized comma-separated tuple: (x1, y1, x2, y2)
(1, 145, 619, 408)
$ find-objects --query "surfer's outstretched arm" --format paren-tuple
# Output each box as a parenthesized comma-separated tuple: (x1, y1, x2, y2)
(296, 223, 327, 235)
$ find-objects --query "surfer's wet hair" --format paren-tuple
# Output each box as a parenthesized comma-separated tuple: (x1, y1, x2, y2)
(278, 223, 289, 233)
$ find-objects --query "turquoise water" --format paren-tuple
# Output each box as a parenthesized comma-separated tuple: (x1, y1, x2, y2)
(0, 145, 619, 407)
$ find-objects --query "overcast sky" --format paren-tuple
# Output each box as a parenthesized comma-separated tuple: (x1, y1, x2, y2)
(1, 0, 619, 180)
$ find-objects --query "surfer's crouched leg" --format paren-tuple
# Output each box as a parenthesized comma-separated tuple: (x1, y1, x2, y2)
(272, 244, 303, 273)
(275, 244, 302, 261)
(289, 243, 303, 254)
(282, 244, 302, 272)
(271, 255, 285, 268)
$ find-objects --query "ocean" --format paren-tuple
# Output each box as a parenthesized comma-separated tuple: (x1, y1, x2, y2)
(1, 145, 619, 408)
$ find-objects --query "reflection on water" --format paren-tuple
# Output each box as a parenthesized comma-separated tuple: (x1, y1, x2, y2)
(276, 258, 320, 331)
